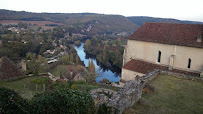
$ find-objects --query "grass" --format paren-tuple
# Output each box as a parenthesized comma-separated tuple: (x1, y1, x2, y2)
(0, 76, 51, 100)
(50, 65, 68, 77)
(124, 74, 203, 114)
(0, 75, 119, 100)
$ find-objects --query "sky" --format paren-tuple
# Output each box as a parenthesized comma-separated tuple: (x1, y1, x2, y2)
(0, 0, 203, 22)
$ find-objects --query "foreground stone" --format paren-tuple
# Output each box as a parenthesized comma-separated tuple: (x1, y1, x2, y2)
(106, 69, 160, 114)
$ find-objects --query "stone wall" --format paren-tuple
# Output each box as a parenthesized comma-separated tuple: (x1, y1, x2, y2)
(91, 69, 203, 114)
(106, 69, 160, 114)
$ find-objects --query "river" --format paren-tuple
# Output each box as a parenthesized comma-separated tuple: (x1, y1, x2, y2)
(74, 43, 120, 83)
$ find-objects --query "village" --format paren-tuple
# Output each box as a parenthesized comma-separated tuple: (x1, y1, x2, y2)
(0, 8, 203, 114)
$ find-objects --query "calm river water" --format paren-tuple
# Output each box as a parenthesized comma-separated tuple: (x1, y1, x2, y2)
(74, 43, 120, 82)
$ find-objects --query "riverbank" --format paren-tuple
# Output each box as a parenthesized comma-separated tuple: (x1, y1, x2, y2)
(74, 43, 120, 83)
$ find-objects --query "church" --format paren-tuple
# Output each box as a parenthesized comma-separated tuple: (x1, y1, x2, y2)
(121, 23, 203, 81)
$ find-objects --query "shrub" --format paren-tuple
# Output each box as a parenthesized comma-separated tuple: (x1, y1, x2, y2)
(0, 87, 30, 114)
(97, 103, 119, 114)
(101, 78, 110, 84)
(31, 88, 95, 114)
(75, 80, 87, 84)
(71, 84, 78, 90)
(31, 78, 49, 84)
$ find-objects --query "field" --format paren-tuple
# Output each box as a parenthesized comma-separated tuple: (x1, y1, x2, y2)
(0, 20, 63, 29)
(0, 75, 119, 100)
(0, 76, 50, 100)
(124, 74, 203, 114)
(50, 65, 68, 77)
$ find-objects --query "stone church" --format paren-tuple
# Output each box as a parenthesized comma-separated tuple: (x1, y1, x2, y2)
(121, 23, 203, 81)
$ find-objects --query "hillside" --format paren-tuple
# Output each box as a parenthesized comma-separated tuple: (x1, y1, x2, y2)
(0, 9, 139, 34)
(127, 16, 203, 26)
(1, 9, 202, 34)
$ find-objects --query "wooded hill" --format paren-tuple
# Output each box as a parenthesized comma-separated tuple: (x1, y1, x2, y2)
(0, 9, 138, 34)
(127, 16, 203, 26)
(0, 9, 202, 34)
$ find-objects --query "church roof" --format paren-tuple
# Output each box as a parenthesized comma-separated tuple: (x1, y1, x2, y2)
(128, 23, 203, 48)
(122, 59, 200, 76)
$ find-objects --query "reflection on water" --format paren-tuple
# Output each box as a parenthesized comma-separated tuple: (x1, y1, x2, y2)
(74, 43, 120, 82)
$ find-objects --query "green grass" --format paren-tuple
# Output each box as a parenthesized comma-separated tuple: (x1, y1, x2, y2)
(0, 76, 51, 100)
(50, 65, 68, 77)
(0, 75, 119, 100)
(124, 74, 203, 114)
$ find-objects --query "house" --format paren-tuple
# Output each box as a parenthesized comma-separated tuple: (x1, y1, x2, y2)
(64, 67, 85, 81)
(121, 23, 203, 81)
(0, 57, 24, 80)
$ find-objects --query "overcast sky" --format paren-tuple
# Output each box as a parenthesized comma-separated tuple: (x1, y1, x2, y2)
(0, 0, 203, 22)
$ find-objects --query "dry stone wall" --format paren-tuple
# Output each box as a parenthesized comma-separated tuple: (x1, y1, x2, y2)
(92, 69, 202, 114)
(106, 69, 160, 114)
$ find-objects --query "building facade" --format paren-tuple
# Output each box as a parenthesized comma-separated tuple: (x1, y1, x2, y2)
(122, 23, 203, 81)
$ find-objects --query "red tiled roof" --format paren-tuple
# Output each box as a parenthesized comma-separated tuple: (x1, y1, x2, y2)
(122, 59, 200, 76)
(128, 23, 203, 48)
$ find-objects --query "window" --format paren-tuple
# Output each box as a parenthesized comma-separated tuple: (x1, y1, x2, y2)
(188, 58, 191, 68)
(158, 51, 161, 63)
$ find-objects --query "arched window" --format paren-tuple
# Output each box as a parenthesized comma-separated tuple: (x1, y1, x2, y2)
(188, 58, 191, 68)
(158, 51, 161, 63)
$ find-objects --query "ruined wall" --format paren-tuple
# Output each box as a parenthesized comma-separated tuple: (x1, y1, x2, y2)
(107, 69, 160, 114)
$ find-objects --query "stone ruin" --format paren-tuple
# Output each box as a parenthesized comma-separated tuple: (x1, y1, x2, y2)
(90, 69, 160, 114)
(106, 69, 159, 114)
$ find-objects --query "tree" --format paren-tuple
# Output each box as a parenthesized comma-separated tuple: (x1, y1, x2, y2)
(37, 55, 43, 63)
(18, 22, 27, 29)
(116, 40, 121, 46)
(61, 54, 69, 65)
(44, 59, 48, 64)
(85, 39, 91, 50)
(0, 87, 30, 113)
(88, 60, 91, 71)
(31, 89, 95, 114)
(26, 53, 41, 75)
(76, 55, 79, 65)
(70, 53, 74, 63)
(86, 59, 96, 83)
(90, 59, 95, 73)
(75, 40, 81, 46)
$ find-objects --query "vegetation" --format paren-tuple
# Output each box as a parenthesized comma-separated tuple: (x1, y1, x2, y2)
(0, 87, 30, 114)
(124, 74, 203, 114)
(127, 16, 203, 26)
(50, 65, 69, 77)
(0, 9, 138, 34)
(26, 53, 42, 75)
(31, 88, 95, 114)
(0, 87, 95, 114)
(84, 37, 124, 69)
(86, 59, 96, 83)
(0, 76, 51, 100)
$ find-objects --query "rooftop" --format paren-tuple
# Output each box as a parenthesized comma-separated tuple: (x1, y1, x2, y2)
(128, 23, 203, 48)
(122, 59, 200, 76)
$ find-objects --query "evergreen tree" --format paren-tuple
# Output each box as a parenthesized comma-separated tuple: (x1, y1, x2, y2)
(37, 55, 43, 63)
(61, 54, 69, 65)
(76, 55, 79, 65)
(90, 59, 95, 73)
(88, 60, 91, 71)
(26, 53, 41, 75)
(70, 53, 74, 63)
(85, 39, 91, 50)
